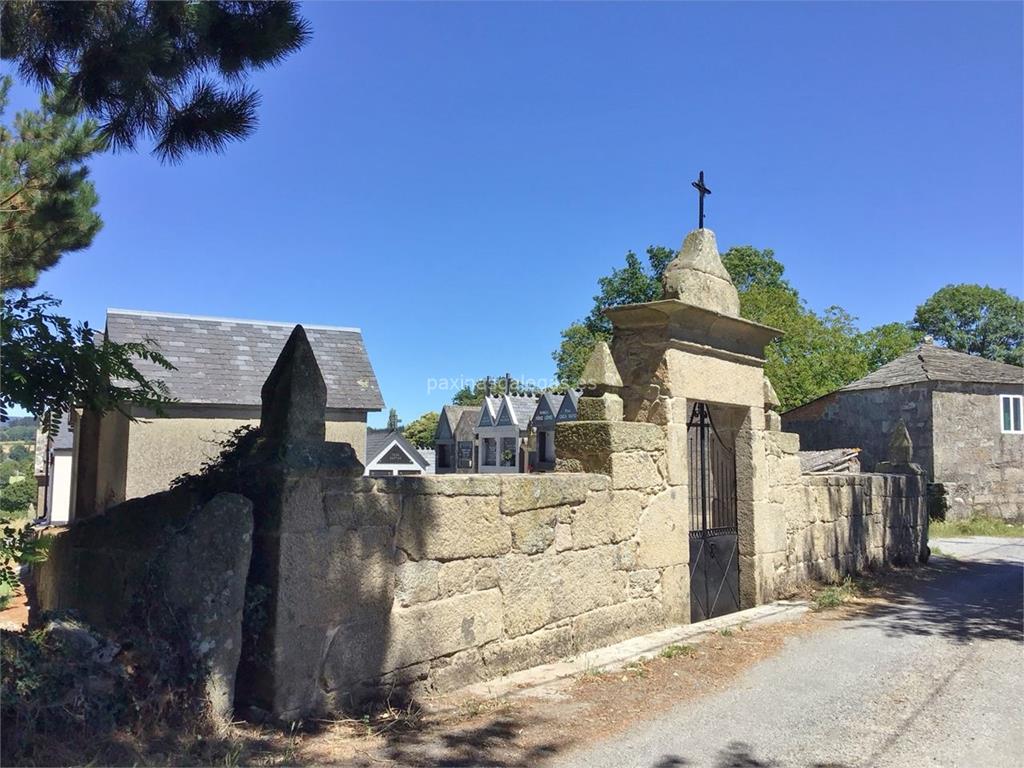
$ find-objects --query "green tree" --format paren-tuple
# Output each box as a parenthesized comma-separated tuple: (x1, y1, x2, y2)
(0, 477, 35, 517)
(7, 445, 30, 462)
(859, 322, 923, 370)
(403, 411, 439, 449)
(0, 458, 31, 486)
(451, 376, 523, 405)
(913, 284, 1024, 365)
(0, 76, 104, 291)
(0, 417, 36, 442)
(1, 1, 311, 162)
(552, 241, 917, 410)
(1, 293, 174, 425)
(386, 408, 400, 431)
(553, 246, 672, 384)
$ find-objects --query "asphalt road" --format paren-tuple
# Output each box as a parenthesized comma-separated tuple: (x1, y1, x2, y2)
(555, 537, 1024, 768)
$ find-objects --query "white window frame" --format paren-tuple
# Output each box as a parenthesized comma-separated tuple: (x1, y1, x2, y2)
(1001, 394, 1023, 434)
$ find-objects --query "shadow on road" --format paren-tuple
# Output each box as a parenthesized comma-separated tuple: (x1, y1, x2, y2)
(843, 554, 1023, 643)
(651, 741, 857, 767)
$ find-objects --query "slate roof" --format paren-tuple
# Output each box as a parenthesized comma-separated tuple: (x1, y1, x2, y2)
(507, 395, 539, 427)
(106, 309, 383, 411)
(537, 393, 564, 421)
(799, 448, 861, 474)
(365, 429, 428, 469)
(841, 342, 1023, 391)
(438, 405, 478, 438)
(454, 408, 481, 437)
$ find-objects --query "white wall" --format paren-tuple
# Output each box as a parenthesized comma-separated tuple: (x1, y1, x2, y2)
(48, 451, 74, 525)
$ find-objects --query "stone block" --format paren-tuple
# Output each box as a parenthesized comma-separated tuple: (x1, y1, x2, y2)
(811, 522, 838, 557)
(383, 589, 503, 672)
(609, 451, 663, 491)
(628, 569, 661, 599)
(765, 410, 782, 431)
(161, 493, 254, 722)
(571, 490, 643, 549)
(324, 488, 400, 529)
(665, 424, 688, 486)
(767, 431, 800, 455)
(509, 507, 559, 554)
(752, 501, 787, 554)
(394, 560, 440, 607)
(396, 475, 501, 496)
(498, 548, 625, 637)
(571, 599, 665, 651)
(398, 494, 510, 561)
(554, 523, 572, 552)
(577, 393, 624, 422)
(636, 488, 688, 568)
(481, 625, 574, 677)
(616, 540, 638, 570)
(735, 425, 769, 503)
(556, 421, 666, 457)
(660, 564, 691, 624)
(436, 559, 498, 597)
(428, 648, 485, 693)
(664, 349, 763, 407)
(278, 476, 328, 533)
(767, 454, 802, 486)
(499, 474, 598, 514)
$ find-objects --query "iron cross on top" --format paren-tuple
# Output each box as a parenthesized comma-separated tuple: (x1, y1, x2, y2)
(691, 170, 711, 229)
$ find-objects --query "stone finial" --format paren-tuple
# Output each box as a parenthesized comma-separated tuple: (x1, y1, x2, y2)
(260, 325, 327, 446)
(579, 341, 623, 390)
(888, 420, 913, 464)
(763, 377, 781, 412)
(660, 228, 741, 316)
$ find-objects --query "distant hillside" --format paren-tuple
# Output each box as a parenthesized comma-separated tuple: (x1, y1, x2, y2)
(0, 417, 38, 443)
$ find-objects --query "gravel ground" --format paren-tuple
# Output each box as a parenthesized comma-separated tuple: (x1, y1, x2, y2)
(555, 537, 1024, 768)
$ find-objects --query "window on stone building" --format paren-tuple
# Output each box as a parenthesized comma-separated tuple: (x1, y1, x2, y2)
(1001, 395, 1023, 433)
(437, 444, 450, 469)
(483, 438, 496, 466)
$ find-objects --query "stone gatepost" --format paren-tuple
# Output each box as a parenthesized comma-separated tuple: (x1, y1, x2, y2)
(568, 228, 784, 614)
(234, 325, 364, 720)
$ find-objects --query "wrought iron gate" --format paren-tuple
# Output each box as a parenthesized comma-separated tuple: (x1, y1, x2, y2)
(688, 402, 740, 622)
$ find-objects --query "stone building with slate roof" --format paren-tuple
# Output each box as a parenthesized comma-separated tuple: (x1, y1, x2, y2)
(783, 340, 1024, 521)
(71, 309, 382, 518)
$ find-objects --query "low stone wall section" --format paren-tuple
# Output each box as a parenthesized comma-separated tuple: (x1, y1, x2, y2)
(763, 430, 929, 595)
(31, 490, 254, 720)
(275, 470, 690, 715)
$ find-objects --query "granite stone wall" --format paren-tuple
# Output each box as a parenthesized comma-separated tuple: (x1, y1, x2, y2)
(31, 490, 254, 720)
(763, 430, 929, 593)
(931, 385, 1024, 522)
(251, 420, 688, 719)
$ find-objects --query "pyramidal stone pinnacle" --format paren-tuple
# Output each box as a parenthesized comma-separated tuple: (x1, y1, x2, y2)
(260, 325, 327, 446)
(660, 228, 741, 316)
(579, 341, 623, 390)
(888, 419, 913, 464)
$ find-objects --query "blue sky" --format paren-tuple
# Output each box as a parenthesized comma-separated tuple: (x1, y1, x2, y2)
(6, 1, 1022, 427)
